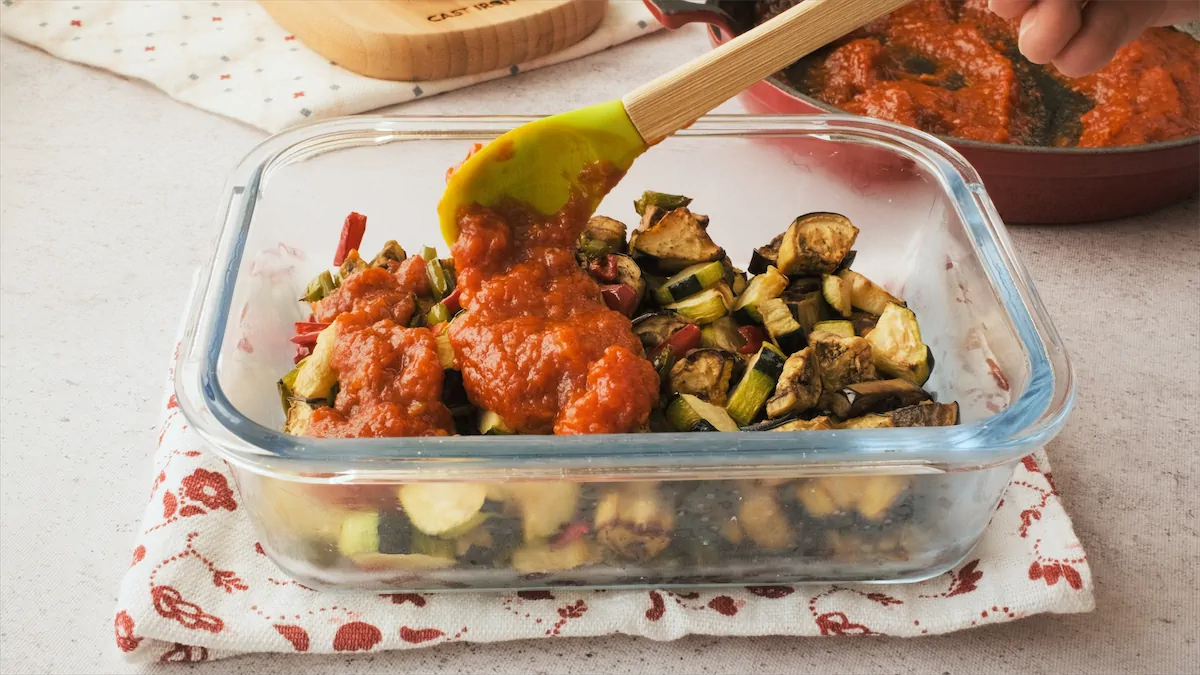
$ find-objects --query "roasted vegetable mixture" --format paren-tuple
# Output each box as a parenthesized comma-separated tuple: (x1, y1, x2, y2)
(266, 188, 961, 580)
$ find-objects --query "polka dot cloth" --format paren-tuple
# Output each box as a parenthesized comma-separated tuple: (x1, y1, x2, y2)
(0, 0, 663, 132)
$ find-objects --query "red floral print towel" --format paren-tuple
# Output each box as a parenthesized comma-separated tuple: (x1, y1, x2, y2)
(113, 341, 1092, 664)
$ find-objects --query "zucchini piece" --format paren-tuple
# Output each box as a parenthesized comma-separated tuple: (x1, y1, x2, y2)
(822, 273, 853, 318)
(397, 482, 488, 537)
(809, 330, 876, 393)
(724, 259, 749, 295)
(302, 269, 337, 302)
(654, 260, 726, 305)
(782, 276, 824, 297)
(630, 207, 724, 273)
(425, 301, 451, 326)
(725, 343, 787, 426)
(611, 253, 646, 301)
(666, 393, 740, 432)
(633, 190, 692, 216)
(769, 415, 835, 431)
(865, 303, 931, 385)
(425, 257, 453, 301)
(838, 414, 895, 429)
(712, 281, 736, 309)
(748, 233, 783, 275)
(369, 240, 406, 267)
(732, 265, 789, 323)
(578, 237, 613, 259)
(338, 250, 369, 279)
(595, 483, 676, 562)
(503, 482, 582, 542)
(376, 509, 413, 554)
(435, 327, 458, 369)
(796, 476, 908, 522)
(812, 320, 855, 338)
(511, 537, 597, 574)
(479, 410, 515, 435)
(776, 212, 860, 276)
(583, 216, 628, 254)
(757, 297, 807, 354)
(277, 361, 302, 414)
(885, 401, 959, 427)
(765, 346, 822, 419)
(665, 287, 729, 325)
(785, 290, 826, 336)
(700, 316, 746, 353)
(667, 349, 738, 405)
(738, 486, 794, 551)
(410, 531, 457, 559)
(631, 311, 691, 352)
(418, 245, 438, 262)
(337, 511, 381, 556)
(284, 399, 314, 436)
(824, 379, 931, 419)
(850, 311, 879, 336)
(292, 322, 340, 399)
(838, 269, 903, 316)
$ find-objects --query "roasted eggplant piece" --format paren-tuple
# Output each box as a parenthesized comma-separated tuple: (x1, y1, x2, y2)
(812, 320, 855, 338)
(838, 269, 903, 316)
(809, 330, 876, 393)
(758, 297, 807, 354)
(737, 485, 795, 551)
(511, 537, 597, 574)
(665, 286, 729, 325)
(284, 399, 314, 436)
(630, 207, 724, 273)
(369, 240, 406, 267)
(770, 415, 835, 431)
(442, 369, 473, 418)
(338, 250, 370, 279)
(499, 482, 582, 542)
(595, 482, 676, 562)
(633, 190, 693, 217)
(850, 311, 879, 336)
(632, 311, 691, 353)
(667, 349, 738, 405)
(655, 260, 726, 305)
(795, 475, 909, 522)
(292, 321, 340, 399)
(732, 265, 789, 323)
(700, 316, 747, 353)
(838, 414, 895, 429)
(748, 233, 783, 274)
(726, 343, 787, 426)
(611, 253, 646, 301)
(723, 258, 749, 295)
(666, 393, 740, 432)
(824, 379, 931, 419)
(865, 303, 931, 385)
(821, 273, 853, 318)
(765, 346, 821, 419)
(885, 401, 960, 427)
(776, 212, 859, 276)
(582, 216, 628, 255)
(784, 290, 826, 335)
(397, 482, 488, 537)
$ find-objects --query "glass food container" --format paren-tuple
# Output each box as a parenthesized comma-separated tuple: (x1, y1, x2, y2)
(174, 115, 1075, 591)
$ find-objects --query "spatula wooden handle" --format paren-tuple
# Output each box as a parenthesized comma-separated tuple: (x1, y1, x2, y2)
(622, 0, 911, 145)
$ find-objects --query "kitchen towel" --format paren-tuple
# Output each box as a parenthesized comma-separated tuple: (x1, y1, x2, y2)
(114, 333, 1093, 664)
(0, 0, 662, 133)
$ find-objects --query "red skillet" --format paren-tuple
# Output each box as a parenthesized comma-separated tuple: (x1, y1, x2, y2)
(643, 0, 1200, 224)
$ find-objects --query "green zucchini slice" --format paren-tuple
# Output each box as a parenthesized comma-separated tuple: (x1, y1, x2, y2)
(732, 265, 788, 323)
(757, 297, 807, 355)
(654, 260, 726, 305)
(776, 212, 860, 276)
(303, 269, 337, 303)
(666, 393, 740, 432)
(865, 303, 931, 385)
(725, 343, 787, 426)
(812, 320, 855, 338)
(822, 273, 852, 318)
(665, 287, 729, 325)
(633, 190, 693, 216)
(838, 269, 903, 316)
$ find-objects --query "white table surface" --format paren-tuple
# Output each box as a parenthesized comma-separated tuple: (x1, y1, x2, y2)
(1, 22, 1198, 675)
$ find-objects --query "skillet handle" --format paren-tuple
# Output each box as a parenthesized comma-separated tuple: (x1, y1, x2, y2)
(641, 0, 736, 36)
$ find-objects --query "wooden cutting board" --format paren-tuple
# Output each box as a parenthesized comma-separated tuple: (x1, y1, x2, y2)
(259, 0, 609, 82)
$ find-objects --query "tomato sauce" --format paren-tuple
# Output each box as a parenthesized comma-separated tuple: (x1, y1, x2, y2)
(782, 0, 1199, 147)
(448, 165, 660, 435)
(312, 257, 428, 325)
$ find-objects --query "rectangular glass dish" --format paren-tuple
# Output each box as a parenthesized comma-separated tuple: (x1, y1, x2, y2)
(175, 115, 1074, 591)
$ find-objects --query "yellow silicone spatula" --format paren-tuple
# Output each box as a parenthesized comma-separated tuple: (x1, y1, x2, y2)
(438, 0, 912, 244)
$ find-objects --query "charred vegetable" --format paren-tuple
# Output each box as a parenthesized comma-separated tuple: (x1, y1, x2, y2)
(630, 207, 724, 273)
(667, 349, 738, 405)
(726, 343, 787, 426)
(757, 297, 807, 354)
(595, 483, 676, 562)
(632, 311, 691, 353)
(765, 346, 822, 419)
(885, 401, 960, 427)
(838, 414, 894, 429)
(809, 330, 876, 393)
(839, 269, 902, 316)
(511, 538, 597, 574)
(732, 265, 789, 323)
(821, 273, 853, 318)
(292, 322, 340, 399)
(611, 254, 646, 300)
(865, 303, 931, 385)
(665, 287, 729, 325)
(633, 190, 692, 216)
(770, 415, 835, 431)
(479, 410, 516, 435)
(285, 400, 314, 436)
(582, 216, 628, 254)
(303, 269, 337, 303)
(655, 260, 726, 305)
(369, 240, 406, 267)
(700, 316, 747, 353)
(338, 250, 370, 279)
(737, 485, 795, 551)
(824, 379, 931, 419)
(812, 320, 855, 338)
(748, 233, 783, 274)
(666, 393, 740, 432)
(776, 213, 859, 276)
(795, 476, 909, 522)
(500, 482, 582, 542)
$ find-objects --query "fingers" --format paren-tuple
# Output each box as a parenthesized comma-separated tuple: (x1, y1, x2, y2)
(1053, 1, 1167, 77)
(1017, 0, 1085, 65)
(988, 0, 1036, 19)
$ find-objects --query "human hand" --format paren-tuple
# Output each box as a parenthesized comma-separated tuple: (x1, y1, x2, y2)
(988, 0, 1200, 77)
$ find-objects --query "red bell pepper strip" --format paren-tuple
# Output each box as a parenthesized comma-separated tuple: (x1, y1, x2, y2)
(551, 521, 590, 548)
(600, 283, 639, 317)
(651, 323, 702, 360)
(445, 143, 484, 184)
(290, 331, 323, 346)
(333, 212, 367, 266)
(294, 321, 331, 334)
(737, 325, 766, 354)
(294, 343, 312, 364)
(441, 287, 462, 316)
(587, 254, 620, 283)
